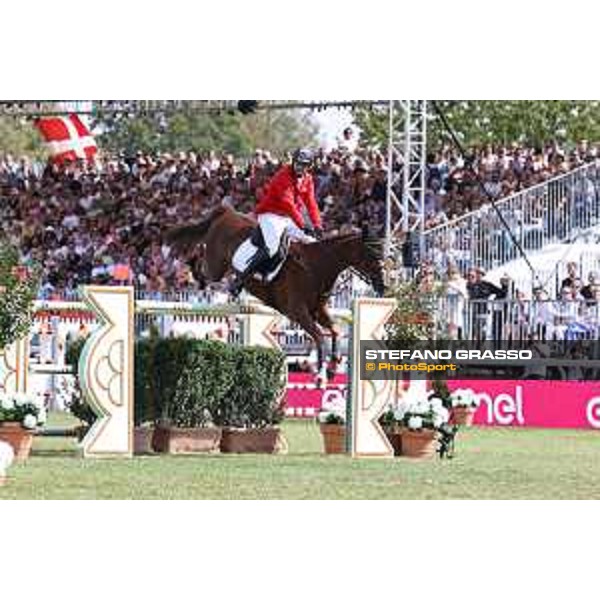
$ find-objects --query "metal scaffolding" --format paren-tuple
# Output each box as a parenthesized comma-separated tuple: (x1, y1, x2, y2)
(385, 100, 427, 261)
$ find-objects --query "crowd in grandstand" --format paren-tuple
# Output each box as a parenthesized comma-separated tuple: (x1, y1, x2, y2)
(415, 257, 600, 342)
(423, 138, 598, 228)
(1, 129, 599, 305)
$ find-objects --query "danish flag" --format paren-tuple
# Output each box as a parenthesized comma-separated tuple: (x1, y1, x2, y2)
(34, 114, 98, 164)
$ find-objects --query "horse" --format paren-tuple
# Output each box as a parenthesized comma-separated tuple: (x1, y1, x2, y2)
(165, 205, 385, 381)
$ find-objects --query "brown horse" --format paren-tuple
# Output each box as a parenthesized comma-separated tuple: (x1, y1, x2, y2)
(166, 205, 385, 379)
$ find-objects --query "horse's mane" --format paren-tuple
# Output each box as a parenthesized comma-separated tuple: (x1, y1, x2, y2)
(318, 231, 384, 261)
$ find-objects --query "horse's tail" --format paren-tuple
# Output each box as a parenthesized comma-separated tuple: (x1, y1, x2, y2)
(164, 205, 228, 250)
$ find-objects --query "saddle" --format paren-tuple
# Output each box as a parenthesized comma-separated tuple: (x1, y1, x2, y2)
(234, 227, 290, 283)
(232, 223, 310, 285)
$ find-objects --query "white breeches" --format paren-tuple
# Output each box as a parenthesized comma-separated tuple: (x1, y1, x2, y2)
(258, 213, 315, 256)
(232, 213, 315, 272)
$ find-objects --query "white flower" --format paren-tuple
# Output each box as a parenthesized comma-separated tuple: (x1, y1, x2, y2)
(393, 401, 409, 421)
(430, 398, 444, 412)
(451, 388, 477, 407)
(13, 393, 30, 407)
(432, 406, 450, 427)
(408, 416, 423, 430)
(0, 394, 14, 411)
(413, 400, 430, 415)
(322, 396, 345, 415)
(432, 401, 449, 416)
(438, 407, 450, 423)
(22, 414, 37, 429)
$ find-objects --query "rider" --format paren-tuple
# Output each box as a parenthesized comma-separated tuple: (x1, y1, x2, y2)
(229, 148, 323, 296)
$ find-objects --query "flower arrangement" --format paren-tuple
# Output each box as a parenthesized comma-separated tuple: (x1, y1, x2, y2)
(0, 392, 47, 429)
(449, 388, 480, 409)
(317, 394, 346, 425)
(384, 392, 450, 432)
(318, 393, 346, 454)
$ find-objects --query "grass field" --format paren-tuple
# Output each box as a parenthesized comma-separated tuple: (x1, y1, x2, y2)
(2, 414, 600, 499)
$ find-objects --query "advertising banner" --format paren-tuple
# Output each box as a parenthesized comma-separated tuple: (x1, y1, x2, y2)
(286, 374, 600, 429)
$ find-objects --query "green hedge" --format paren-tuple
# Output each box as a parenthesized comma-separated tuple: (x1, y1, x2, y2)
(66, 335, 287, 429)
(215, 345, 286, 428)
(151, 338, 286, 428)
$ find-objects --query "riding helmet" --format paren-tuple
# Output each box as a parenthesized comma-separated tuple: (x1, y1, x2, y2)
(292, 148, 314, 168)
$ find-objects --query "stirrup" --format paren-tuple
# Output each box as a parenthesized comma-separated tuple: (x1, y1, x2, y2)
(228, 275, 245, 298)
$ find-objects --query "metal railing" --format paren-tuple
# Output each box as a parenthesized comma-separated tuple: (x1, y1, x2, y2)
(422, 162, 600, 274)
(31, 295, 351, 363)
(435, 296, 600, 342)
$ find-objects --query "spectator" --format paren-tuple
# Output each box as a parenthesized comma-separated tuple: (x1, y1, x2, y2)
(581, 271, 599, 301)
(337, 127, 359, 154)
(561, 261, 579, 290)
(445, 265, 468, 339)
(466, 268, 510, 340)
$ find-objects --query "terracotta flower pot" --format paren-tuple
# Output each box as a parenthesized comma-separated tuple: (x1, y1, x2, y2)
(152, 425, 222, 454)
(134, 426, 155, 455)
(401, 428, 437, 459)
(319, 423, 346, 454)
(383, 426, 402, 456)
(0, 422, 34, 461)
(450, 406, 476, 426)
(220, 427, 287, 454)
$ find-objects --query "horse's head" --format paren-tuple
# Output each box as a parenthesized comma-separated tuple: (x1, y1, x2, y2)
(351, 232, 386, 297)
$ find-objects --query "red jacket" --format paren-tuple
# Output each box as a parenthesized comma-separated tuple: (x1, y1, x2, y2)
(255, 165, 322, 229)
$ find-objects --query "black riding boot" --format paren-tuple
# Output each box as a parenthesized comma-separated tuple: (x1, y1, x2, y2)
(228, 248, 269, 298)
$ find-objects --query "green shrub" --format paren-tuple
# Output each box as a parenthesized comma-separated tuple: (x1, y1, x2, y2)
(0, 240, 40, 349)
(154, 339, 286, 429)
(214, 345, 286, 428)
(154, 338, 236, 427)
(65, 333, 287, 430)
(134, 336, 159, 426)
